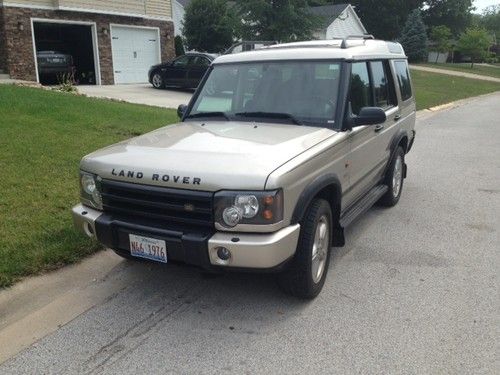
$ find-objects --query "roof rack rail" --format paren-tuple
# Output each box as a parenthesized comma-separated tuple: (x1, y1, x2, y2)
(340, 34, 375, 49)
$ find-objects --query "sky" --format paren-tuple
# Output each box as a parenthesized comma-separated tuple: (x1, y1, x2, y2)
(473, 0, 500, 13)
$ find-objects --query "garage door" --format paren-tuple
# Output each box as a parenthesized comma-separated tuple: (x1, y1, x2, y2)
(111, 26, 160, 84)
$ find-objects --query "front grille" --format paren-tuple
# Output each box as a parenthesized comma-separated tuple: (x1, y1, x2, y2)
(100, 179, 214, 228)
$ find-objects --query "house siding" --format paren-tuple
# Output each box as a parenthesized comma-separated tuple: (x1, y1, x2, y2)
(1, 6, 174, 83)
(325, 7, 366, 39)
(2, 1, 171, 19)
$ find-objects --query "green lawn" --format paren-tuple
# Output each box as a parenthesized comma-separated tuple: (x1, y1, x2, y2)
(1, 74, 499, 287)
(418, 63, 500, 79)
(411, 69, 500, 110)
(0, 85, 178, 287)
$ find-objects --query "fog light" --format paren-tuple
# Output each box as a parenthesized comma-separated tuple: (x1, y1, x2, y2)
(216, 247, 231, 261)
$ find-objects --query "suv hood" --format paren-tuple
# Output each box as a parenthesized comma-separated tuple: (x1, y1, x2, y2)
(81, 121, 336, 191)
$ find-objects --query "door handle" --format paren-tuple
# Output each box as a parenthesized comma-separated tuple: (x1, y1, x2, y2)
(374, 124, 384, 132)
(394, 114, 401, 121)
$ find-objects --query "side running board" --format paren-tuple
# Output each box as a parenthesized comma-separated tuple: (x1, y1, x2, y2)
(339, 185, 388, 228)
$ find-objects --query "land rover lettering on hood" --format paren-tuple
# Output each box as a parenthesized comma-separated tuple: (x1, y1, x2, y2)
(73, 37, 416, 299)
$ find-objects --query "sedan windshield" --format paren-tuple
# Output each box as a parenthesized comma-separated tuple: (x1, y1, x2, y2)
(187, 61, 341, 126)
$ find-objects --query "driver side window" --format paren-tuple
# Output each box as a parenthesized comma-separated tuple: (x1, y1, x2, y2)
(173, 56, 191, 68)
(350, 62, 371, 115)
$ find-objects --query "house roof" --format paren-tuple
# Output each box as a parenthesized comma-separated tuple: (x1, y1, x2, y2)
(310, 3, 350, 28)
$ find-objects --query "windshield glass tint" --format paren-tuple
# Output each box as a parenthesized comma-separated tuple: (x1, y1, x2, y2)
(189, 61, 341, 125)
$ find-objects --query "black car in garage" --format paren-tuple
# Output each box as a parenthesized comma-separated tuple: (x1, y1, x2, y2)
(148, 52, 218, 89)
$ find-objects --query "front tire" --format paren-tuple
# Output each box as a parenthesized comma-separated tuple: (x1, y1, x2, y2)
(278, 199, 332, 299)
(151, 72, 164, 89)
(379, 146, 405, 207)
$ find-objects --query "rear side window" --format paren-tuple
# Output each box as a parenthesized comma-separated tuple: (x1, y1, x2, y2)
(394, 61, 412, 101)
(350, 62, 371, 115)
(370, 61, 396, 109)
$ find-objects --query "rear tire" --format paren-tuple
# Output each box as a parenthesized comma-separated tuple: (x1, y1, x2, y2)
(278, 199, 332, 299)
(151, 72, 164, 89)
(379, 146, 405, 207)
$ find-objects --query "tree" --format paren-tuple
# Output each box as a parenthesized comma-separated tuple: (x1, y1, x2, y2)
(457, 28, 491, 67)
(235, 0, 320, 42)
(399, 9, 428, 63)
(422, 0, 473, 36)
(429, 25, 451, 63)
(475, 5, 500, 40)
(325, 1, 424, 40)
(183, 0, 236, 53)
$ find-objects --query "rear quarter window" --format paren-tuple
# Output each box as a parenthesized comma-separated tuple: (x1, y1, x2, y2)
(394, 61, 412, 101)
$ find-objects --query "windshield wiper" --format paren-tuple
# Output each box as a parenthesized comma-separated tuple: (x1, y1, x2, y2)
(185, 112, 230, 120)
(234, 112, 303, 125)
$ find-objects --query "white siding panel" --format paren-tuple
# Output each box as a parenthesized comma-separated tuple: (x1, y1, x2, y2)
(3, 0, 171, 18)
(326, 8, 366, 39)
(172, 0, 185, 36)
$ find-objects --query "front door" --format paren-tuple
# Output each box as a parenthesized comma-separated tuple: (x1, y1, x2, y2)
(344, 60, 399, 208)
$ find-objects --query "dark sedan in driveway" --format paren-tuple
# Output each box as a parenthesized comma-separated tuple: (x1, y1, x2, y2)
(148, 52, 218, 89)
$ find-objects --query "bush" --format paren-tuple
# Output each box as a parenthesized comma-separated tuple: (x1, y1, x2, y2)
(175, 35, 185, 56)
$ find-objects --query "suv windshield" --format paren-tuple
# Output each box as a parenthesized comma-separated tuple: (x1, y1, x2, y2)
(187, 61, 341, 126)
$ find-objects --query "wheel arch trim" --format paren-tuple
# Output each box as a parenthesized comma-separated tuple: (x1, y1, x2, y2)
(291, 173, 342, 225)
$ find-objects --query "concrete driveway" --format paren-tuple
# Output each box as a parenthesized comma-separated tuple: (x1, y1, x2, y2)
(0, 93, 498, 374)
(78, 84, 193, 109)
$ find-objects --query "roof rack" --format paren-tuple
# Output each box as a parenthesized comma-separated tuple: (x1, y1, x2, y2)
(339, 34, 375, 49)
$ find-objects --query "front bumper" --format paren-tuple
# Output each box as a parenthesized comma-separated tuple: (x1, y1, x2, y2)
(72, 204, 300, 270)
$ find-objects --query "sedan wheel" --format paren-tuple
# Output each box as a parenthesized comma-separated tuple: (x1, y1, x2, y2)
(152, 73, 164, 89)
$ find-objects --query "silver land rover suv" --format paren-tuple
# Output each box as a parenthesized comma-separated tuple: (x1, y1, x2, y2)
(73, 37, 416, 298)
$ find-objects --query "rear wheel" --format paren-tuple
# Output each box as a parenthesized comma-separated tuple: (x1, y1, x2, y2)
(278, 199, 332, 299)
(379, 146, 405, 207)
(151, 72, 164, 89)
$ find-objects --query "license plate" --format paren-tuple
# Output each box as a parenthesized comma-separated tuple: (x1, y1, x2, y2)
(51, 58, 62, 63)
(129, 234, 167, 263)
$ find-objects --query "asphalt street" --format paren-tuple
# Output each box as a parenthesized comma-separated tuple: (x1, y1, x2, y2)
(1, 93, 499, 374)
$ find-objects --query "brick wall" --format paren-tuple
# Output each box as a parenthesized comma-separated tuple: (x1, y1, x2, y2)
(0, 7, 8, 72)
(1, 6, 175, 84)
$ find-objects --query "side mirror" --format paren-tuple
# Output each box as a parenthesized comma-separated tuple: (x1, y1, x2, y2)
(354, 107, 386, 126)
(177, 104, 188, 119)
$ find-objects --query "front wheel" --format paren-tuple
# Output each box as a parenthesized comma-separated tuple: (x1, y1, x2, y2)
(151, 72, 164, 89)
(278, 199, 332, 299)
(379, 146, 405, 207)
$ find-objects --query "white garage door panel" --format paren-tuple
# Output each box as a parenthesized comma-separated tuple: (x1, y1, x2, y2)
(111, 26, 160, 84)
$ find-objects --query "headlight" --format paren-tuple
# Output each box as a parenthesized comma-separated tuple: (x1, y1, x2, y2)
(215, 190, 283, 228)
(80, 171, 103, 210)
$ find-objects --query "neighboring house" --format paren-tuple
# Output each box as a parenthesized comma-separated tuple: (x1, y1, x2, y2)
(0, 1, 175, 84)
(311, 4, 367, 39)
(172, 0, 190, 37)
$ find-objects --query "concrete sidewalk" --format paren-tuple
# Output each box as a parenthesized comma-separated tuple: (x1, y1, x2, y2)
(410, 65, 500, 83)
(78, 84, 193, 109)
